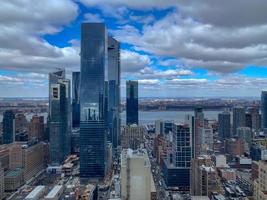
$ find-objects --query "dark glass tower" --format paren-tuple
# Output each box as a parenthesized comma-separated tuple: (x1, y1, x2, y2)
(48, 69, 71, 164)
(233, 106, 246, 136)
(261, 91, 267, 129)
(80, 23, 107, 179)
(72, 72, 80, 128)
(108, 36, 120, 149)
(126, 80, 138, 125)
(218, 111, 231, 139)
(3, 110, 15, 144)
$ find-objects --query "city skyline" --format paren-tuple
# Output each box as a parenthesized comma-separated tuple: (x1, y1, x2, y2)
(1, 1, 267, 97)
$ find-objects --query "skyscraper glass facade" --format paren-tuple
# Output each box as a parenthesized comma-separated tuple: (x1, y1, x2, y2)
(261, 91, 267, 129)
(126, 80, 138, 125)
(48, 69, 71, 164)
(3, 110, 15, 144)
(108, 36, 120, 149)
(80, 23, 107, 178)
(72, 72, 80, 128)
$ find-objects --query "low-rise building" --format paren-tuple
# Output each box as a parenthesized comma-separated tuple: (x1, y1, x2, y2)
(4, 168, 24, 191)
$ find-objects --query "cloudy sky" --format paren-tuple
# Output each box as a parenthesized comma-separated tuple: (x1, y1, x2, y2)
(1, 0, 267, 97)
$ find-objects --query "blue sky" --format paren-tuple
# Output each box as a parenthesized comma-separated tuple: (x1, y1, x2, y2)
(1, 0, 267, 97)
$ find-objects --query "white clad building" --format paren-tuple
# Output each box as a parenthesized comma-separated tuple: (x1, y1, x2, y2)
(120, 149, 155, 200)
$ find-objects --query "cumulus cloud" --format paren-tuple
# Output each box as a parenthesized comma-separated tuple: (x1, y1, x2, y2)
(0, 0, 79, 73)
(121, 50, 151, 72)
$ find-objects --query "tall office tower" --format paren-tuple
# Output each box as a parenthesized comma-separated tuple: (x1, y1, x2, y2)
(72, 72, 80, 128)
(190, 155, 220, 198)
(254, 160, 267, 200)
(108, 36, 121, 149)
(251, 107, 261, 131)
(48, 69, 71, 164)
(200, 127, 213, 154)
(185, 115, 195, 158)
(3, 110, 15, 144)
(0, 164, 4, 200)
(155, 120, 164, 135)
(120, 149, 156, 200)
(245, 112, 252, 128)
(194, 107, 204, 157)
(163, 124, 192, 190)
(233, 106, 246, 136)
(218, 111, 231, 139)
(261, 91, 267, 129)
(28, 115, 45, 141)
(121, 124, 145, 150)
(237, 127, 252, 152)
(126, 80, 138, 125)
(80, 23, 107, 179)
(15, 113, 27, 133)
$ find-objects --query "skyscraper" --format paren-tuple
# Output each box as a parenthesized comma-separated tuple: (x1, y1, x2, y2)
(251, 107, 261, 131)
(80, 23, 107, 179)
(28, 115, 45, 141)
(126, 80, 138, 125)
(218, 111, 231, 139)
(108, 36, 120, 149)
(194, 107, 204, 157)
(233, 106, 246, 136)
(3, 110, 15, 144)
(48, 69, 71, 164)
(163, 124, 192, 190)
(72, 72, 80, 128)
(261, 91, 267, 129)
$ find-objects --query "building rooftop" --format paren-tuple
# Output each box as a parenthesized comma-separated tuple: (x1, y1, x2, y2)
(25, 186, 45, 199)
(45, 185, 63, 198)
(5, 168, 23, 177)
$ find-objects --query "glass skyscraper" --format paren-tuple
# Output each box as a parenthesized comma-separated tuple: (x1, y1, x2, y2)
(72, 71, 80, 128)
(233, 106, 246, 136)
(80, 23, 107, 179)
(3, 110, 15, 144)
(48, 69, 71, 164)
(163, 124, 192, 189)
(108, 36, 120, 149)
(261, 91, 267, 129)
(126, 80, 138, 125)
(218, 111, 231, 139)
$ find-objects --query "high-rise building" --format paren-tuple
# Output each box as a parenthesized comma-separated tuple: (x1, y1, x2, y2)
(14, 113, 27, 133)
(261, 91, 267, 130)
(245, 112, 252, 128)
(218, 111, 231, 139)
(0, 163, 4, 200)
(3, 110, 15, 144)
(126, 80, 138, 125)
(80, 23, 107, 179)
(155, 120, 164, 135)
(233, 107, 246, 136)
(237, 127, 252, 152)
(200, 127, 213, 153)
(190, 155, 220, 198)
(28, 115, 45, 141)
(121, 124, 145, 150)
(163, 124, 192, 190)
(194, 107, 204, 157)
(108, 36, 120, 149)
(254, 160, 267, 200)
(251, 107, 261, 131)
(120, 149, 156, 200)
(48, 69, 71, 164)
(72, 72, 80, 128)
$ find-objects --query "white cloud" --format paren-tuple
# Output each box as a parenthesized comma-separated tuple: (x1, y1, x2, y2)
(121, 50, 151, 72)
